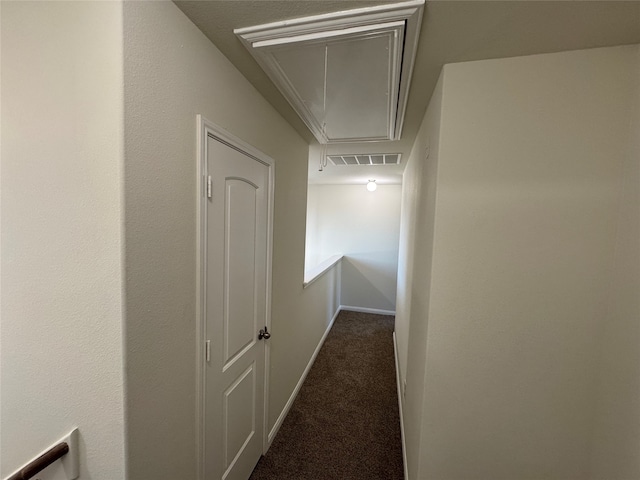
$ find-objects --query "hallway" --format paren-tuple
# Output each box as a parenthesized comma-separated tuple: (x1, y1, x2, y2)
(250, 310, 403, 479)
(3, 2, 639, 479)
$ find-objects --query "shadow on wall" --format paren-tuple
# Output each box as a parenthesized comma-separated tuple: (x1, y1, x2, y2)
(341, 255, 397, 312)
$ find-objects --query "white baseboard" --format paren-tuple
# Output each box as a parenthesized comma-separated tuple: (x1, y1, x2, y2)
(340, 305, 396, 316)
(267, 305, 341, 445)
(393, 332, 409, 480)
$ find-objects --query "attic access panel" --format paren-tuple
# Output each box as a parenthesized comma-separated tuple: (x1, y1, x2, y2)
(235, 1, 424, 144)
(270, 27, 402, 143)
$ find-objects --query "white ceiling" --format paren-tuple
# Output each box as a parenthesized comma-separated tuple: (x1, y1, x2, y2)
(175, 0, 640, 184)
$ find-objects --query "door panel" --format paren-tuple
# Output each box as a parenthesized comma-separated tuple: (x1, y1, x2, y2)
(223, 364, 256, 474)
(205, 134, 269, 480)
(224, 179, 258, 366)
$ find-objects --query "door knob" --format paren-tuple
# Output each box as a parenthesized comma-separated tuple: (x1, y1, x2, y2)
(258, 326, 271, 340)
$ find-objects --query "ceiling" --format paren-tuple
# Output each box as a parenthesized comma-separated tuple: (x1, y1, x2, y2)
(175, 0, 640, 185)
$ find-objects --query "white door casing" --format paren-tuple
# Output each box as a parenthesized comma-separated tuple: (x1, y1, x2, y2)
(196, 116, 274, 480)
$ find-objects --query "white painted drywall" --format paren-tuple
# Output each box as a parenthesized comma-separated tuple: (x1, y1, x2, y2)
(398, 45, 639, 479)
(1, 2, 126, 478)
(305, 184, 401, 312)
(123, 3, 338, 478)
(395, 161, 418, 389)
(395, 71, 444, 480)
(590, 44, 640, 480)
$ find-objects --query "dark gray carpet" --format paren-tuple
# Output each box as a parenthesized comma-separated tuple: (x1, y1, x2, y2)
(250, 310, 404, 479)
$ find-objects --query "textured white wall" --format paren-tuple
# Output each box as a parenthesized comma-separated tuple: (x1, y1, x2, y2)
(123, 3, 337, 478)
(1, 2, 126, 478)
(305, 184, 322, 268)
(395, 73, 444, 480)
(395, 161, 418, 386)
(590, 44, 640, 480)
(399, 45, 639, 480)
(306, 184, 401, 312)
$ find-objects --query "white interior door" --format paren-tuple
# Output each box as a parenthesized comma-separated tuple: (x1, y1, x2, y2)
(204, 133, 270, 480)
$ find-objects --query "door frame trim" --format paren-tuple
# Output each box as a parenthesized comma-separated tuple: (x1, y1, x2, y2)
(196, 115, 275, 480)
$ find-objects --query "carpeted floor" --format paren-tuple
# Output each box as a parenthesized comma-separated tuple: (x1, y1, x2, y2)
(250, 310, 404, 479)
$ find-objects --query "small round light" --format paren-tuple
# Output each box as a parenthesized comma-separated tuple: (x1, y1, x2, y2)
(366, 180, 377, 192)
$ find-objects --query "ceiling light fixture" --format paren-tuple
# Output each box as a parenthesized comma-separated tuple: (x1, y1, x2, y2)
(367, 180, 377, 192)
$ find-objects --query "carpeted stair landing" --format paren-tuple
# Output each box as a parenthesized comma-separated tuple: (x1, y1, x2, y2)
(250, 310, 404, 479)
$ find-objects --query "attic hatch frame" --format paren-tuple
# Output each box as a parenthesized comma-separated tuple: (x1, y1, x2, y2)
(234, 0, 424, 144)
